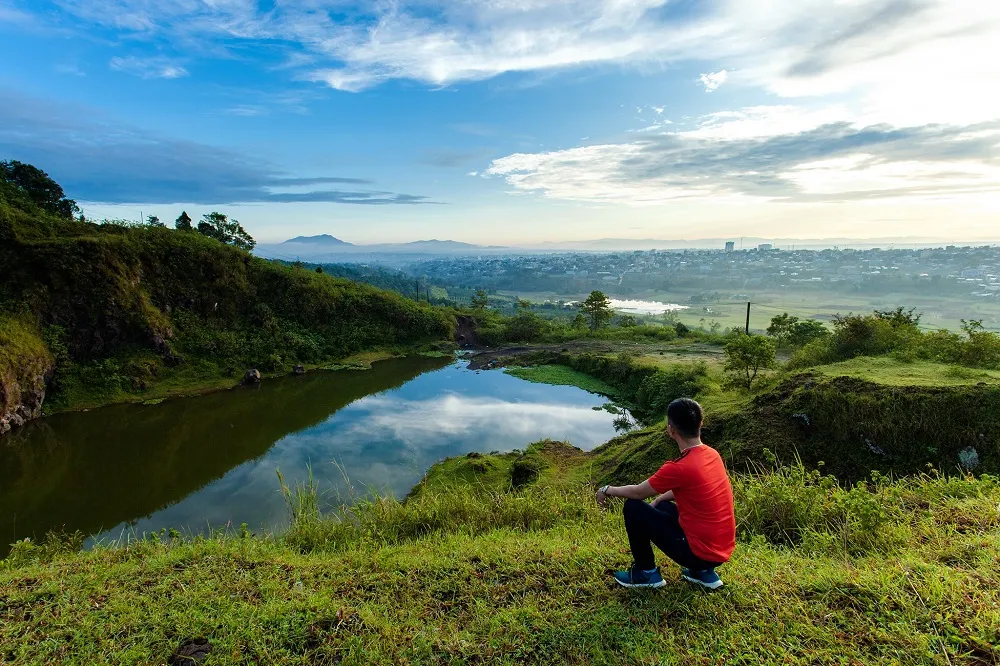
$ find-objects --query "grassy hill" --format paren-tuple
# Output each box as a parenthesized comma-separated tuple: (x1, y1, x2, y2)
(2, 439, 997, 665)
(0, 184, 454, 418)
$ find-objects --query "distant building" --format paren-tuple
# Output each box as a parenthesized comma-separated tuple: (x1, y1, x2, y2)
(725, 241, 735, 252)
(758, 243, 773, 251)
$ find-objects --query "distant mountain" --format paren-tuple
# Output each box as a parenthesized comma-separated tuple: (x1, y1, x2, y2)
(282, 234, 353, 246)
(387, 239, 481, 251)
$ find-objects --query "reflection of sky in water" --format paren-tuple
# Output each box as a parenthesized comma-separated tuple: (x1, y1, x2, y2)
(94, 363, 620, 544)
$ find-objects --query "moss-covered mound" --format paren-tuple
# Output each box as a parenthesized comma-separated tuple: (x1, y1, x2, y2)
(708, 372, 1000, 480)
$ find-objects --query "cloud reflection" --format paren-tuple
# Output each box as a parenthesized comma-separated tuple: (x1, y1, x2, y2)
(91, 367, 620, 545)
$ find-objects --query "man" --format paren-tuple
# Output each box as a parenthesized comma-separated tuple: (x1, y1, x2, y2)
(596, 398, 735, 590)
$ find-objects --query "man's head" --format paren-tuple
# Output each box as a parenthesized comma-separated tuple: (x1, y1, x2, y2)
(666, 398, 703, 442)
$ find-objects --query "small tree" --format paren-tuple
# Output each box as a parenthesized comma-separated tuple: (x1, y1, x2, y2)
(581, 290, 614, 330)
(146, 214, 163, 227)
(572, 313, 587, 329)
(471, 290, 489, 311)
(618, 314, 637, 328)
(724, 333, 776, 390)
(516, 298, 532, 312)
(767, 313, 799, 346)
(175, 211, 193, 231)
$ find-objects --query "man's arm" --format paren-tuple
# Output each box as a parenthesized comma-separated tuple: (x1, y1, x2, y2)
(597, 480, 658, 506)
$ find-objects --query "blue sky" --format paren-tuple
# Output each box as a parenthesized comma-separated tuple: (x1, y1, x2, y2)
(1, 0, 999, 245)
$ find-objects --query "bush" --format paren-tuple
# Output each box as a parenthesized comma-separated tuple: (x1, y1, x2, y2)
(734, 462, 903, 555)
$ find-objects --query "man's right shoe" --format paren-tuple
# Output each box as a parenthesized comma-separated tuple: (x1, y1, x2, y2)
(613, 565, 666, 588)
(681, 568, 724, 590)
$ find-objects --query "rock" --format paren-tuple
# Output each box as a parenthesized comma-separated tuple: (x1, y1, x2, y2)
(9, 413, 25, 428)
(293, 364, 306, 375)
(0, 419, 9, 435)
(243, 369, 262, 385)
(168, 638, 213, 665)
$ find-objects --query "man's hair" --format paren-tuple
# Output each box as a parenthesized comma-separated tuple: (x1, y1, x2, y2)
(667, 398, 703, 438)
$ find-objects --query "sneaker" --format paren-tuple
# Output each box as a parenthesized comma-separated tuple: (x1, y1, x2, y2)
(613, 565, 666, 588)
(681, 568, 724, 590)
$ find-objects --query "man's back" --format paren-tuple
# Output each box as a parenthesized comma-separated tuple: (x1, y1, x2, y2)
(649, 445, 735, 563)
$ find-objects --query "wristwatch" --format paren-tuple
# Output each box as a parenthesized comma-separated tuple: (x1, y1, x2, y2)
(599, 485, 610, 495)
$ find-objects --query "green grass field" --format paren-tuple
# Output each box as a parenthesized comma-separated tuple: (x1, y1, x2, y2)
(504, 288, 1000, 333)
(3, 440, 998, 665)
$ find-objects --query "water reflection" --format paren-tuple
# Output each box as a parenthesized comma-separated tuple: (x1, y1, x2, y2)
(1, 358, 622, 552)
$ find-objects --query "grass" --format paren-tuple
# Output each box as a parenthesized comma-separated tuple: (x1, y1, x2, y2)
(3, 440, 999, 665)
(813, 356, 1000, 386)
(504, 365, 621, 398)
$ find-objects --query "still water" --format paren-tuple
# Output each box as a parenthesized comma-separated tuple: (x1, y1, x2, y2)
(608, 299, 689, 315)
(1, 356, 623, 553)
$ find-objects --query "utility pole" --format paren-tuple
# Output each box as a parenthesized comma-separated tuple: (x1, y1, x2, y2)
(745, 302, 751, 334)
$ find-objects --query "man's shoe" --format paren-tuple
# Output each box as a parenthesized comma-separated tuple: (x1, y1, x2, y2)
(681, 568, 723, 590)
(613, 565, 666, 588)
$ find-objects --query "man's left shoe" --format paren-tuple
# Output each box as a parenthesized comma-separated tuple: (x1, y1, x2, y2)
(681, 568, 724, 590)
(613, 566, 666, 588)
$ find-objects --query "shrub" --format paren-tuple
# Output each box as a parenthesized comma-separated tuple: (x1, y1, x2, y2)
(724, 333, 776, 389)
(734, 462, 903, 555)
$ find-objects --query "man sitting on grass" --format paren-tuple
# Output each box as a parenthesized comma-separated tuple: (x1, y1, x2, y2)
(597, 398, 735, 590)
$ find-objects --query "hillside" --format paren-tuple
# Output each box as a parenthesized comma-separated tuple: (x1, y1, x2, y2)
(0, 171, 454, 430)
(2, 438, 997, 665)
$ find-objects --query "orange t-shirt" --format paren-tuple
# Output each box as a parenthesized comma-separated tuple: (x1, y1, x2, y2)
(648, 445, 736, 563)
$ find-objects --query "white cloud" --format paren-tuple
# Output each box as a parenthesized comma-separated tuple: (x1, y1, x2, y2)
(110, 55, 188, 79)
(485, 107, 1000, 205)
(699, 69, 727, 92)
(47, 1, 1000, 125)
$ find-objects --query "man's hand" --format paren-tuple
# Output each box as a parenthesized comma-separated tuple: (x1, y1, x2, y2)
(596, 485, 609, 508)
(650, 490, 674, 508)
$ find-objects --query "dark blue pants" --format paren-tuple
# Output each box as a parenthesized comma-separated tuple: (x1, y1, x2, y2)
(623, 498, 721, 571)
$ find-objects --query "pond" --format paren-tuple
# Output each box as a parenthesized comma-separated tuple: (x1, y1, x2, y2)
(608, 299, 689, 315)
(0, 356, 625, 554)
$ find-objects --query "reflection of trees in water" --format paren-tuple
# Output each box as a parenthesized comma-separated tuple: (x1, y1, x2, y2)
(0, 355, 449, 554)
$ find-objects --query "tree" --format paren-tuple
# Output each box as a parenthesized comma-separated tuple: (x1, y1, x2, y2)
(767, 313, 800, 346)
(787, 319, 829, 347)
(572, 313, 587, 329)
(617, 314, 637, 328)
(724, 333, 776, 390)
(516, 298, 532, 312)
(146, 215, 163, 227)
(197, 212, 256, 251)
(175, 211, 193, 231)
(315, 266, 324, 274)
(471, 290, 489, 311)
(0, 160, 79, 218)
(581, 290, 614, 330)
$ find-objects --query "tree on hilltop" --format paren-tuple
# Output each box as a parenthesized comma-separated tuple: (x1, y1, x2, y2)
(0, 160, 80, 218)
(175, 211, 193, 231)
(197, 212, 256, 252)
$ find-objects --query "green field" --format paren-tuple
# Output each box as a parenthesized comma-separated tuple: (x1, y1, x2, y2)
(503, 288, 1000, 333)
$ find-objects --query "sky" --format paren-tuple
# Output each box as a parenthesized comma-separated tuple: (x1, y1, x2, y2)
(1, 0, 999, 246)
